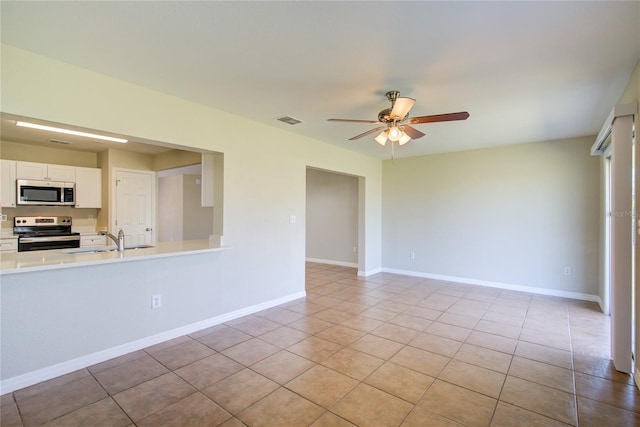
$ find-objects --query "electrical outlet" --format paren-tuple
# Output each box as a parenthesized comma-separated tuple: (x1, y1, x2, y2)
(352, 246, 357, 253)
(564, 267, 571, 276)
(410, 251, 416, 260)
(0, 214, 7, 222)
(151, 294, 162, 309)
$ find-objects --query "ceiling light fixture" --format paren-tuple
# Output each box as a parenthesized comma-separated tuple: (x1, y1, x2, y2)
(375, 130, 389, 146)
(398, 132, 411, 146)
(16, 121, 128, 143)
(387, 125, 401, 142)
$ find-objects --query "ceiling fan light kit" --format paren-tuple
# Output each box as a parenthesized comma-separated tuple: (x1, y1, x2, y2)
(387, 125, 402, 141)
(328, 90, 469, 154)
(398, 131, 411, 146)
(375, 130, 389, 146)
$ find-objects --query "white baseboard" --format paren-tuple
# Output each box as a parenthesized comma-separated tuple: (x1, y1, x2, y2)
(0, 291, 306, 395)
(305, 257, 358, 268)
(381, 267, 600, 302)
(358, 267, 382, 277)
(305, 258, 382, 277)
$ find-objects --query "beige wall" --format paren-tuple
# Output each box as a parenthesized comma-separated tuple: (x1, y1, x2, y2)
(183, 174, 214, 240)
(106, 148, 154, 171)
(1, 139, 97, 167)
(154, 150, 202, 171)
(1, 45, 382, 381)
(158, 174, 183, 241)
(306, 168, 359, 265)
(158, 174, 213, 242)
(382, 136, 600, 296)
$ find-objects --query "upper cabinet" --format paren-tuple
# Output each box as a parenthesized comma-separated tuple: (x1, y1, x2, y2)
(75, 167, 102, 208)
(1, 159, 17, 208)
(3, 161, 102, 209)
(17, 161, 76, 182)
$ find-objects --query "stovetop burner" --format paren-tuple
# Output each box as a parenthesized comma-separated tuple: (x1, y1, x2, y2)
(18, 230, 80, 238)
(14, 216, 81, 252)
(14, 216, 75, 236)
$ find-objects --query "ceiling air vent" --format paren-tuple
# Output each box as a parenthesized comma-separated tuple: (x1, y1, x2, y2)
(276, 116, 303, 125)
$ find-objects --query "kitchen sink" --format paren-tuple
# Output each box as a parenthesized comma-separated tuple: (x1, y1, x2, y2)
(124, 244, 154, 250)
(63, 247, 114, 254)
(64, 244, 154, 254)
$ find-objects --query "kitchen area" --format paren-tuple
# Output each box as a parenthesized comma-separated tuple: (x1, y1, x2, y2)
(0, 114, 224, 263)
(0, 114, 231, 393)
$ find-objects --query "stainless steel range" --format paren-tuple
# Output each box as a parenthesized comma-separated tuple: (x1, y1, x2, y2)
(14, 216, 80, 252)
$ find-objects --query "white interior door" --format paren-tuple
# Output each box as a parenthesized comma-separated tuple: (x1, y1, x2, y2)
(113, 169, 155, 245)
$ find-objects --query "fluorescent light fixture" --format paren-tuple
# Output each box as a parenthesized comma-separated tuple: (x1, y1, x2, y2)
(16, 121, 128, 143)
(375, 130, 388, 146)
(398, 132, 411, 145)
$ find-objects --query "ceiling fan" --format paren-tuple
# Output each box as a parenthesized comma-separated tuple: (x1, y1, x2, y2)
(328, 90, 469, 147)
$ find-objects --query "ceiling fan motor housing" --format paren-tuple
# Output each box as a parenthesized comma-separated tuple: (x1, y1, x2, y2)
(378, 108, 393, 123)
(385, 90, 400, 103)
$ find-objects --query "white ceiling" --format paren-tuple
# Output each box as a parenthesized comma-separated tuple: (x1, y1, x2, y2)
(1, 1, 639, 159)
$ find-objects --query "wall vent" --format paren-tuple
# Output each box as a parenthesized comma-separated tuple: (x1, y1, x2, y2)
(276, 116, 303, 125)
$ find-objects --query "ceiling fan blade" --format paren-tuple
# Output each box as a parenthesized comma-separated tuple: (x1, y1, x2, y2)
(402, 125, 425, 139)
(348, 126, 386, 141)
(327, 118, 380, 124)
(389, 97, 416, 120)
(407, 111, 470, 124)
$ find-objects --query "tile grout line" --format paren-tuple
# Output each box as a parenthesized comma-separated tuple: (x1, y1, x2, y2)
(86, 368, 137, 427)
(567, 302, 580, 426)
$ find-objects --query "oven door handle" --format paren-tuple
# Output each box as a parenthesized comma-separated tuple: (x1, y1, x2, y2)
(20, 235, 80, 243)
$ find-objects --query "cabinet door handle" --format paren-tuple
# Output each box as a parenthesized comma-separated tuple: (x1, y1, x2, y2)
(146, 228, 152, 232)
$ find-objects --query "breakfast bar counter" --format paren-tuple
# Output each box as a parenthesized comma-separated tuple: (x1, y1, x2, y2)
(0, 239, 228, 275)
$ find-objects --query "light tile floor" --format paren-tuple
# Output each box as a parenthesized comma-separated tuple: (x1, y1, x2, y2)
(2, 263, 640, 426)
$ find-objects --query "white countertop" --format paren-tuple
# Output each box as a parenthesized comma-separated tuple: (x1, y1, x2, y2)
(0, 239, 229, 275)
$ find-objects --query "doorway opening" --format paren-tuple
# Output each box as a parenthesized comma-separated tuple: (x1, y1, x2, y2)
(157, 164, 213, 242)
(305, 167, 363, 273)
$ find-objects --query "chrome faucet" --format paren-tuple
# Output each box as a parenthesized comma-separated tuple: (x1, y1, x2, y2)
(99, 229, 125, 252)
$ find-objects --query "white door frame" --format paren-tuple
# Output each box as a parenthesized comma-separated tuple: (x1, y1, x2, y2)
(602, 146, 612, 317)
(110, 168, 157, 243)
(593, 103, 637, 374)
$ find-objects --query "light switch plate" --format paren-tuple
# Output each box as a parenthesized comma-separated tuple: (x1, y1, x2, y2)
(289, 215, 296, 224)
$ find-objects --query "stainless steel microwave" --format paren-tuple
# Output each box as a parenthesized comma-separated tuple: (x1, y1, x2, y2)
(16, 179, 75, 206)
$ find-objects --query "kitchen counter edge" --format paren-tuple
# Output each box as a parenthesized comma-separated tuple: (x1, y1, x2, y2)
(0, 240, 230, 275)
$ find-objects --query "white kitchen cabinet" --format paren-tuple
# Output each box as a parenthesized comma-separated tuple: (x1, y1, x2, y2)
(16, 161, 76, 182)
(80, 234, 107, 247)
(47, 164, 76, 181)
(0, 237, 18, 253)
(1, 159, 17, 208)
(75, 167, 102, 208)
